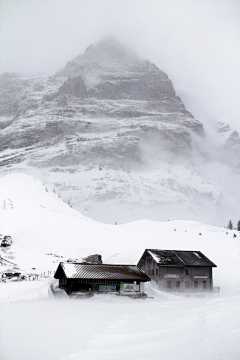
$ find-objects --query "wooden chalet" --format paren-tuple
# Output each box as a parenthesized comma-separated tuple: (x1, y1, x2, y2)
(137, 249, 217, 293)
(54, 262, 150, 296)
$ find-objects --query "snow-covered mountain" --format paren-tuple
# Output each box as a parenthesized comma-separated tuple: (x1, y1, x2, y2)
(0, 38, 239, 226)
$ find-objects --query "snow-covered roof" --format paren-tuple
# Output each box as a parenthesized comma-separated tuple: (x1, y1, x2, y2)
(139, 250, 217, 267)
(54, 263, 150, 281)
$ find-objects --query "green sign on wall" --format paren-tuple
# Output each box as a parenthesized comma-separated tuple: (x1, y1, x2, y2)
(120, 282, 134, 294)
(99, 285, 116, 292)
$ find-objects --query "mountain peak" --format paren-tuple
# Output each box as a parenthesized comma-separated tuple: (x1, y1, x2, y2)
(82, 37, 140, 64)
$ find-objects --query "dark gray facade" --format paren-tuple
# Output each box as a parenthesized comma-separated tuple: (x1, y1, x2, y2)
(137, 249, 217, 293)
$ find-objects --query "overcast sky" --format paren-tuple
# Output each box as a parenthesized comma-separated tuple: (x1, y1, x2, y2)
(1, 0, 240, 132)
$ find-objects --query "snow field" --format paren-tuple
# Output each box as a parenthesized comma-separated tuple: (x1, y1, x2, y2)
(1, 174, 239, 294)
(1, 285, 239, 360)
(0, 173, 240, 360)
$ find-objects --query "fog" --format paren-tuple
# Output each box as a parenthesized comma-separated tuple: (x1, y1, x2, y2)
(1, 0, 240, 133)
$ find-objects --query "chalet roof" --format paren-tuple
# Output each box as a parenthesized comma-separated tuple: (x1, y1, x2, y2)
(138, 249, 217, 267)
(54, 263, 150, 281)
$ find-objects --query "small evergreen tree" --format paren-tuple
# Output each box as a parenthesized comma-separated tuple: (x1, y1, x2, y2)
(227, 220, 233, 230)
(237, 220, 240, 231)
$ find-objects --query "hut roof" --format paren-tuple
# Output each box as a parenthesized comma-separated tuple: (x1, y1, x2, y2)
(138, 249, 217, 267)
(54, 263, 150, 281)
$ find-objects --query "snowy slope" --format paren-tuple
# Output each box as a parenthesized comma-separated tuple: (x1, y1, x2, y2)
(0, 173, 239, 293)
(0, 173, 240, 360)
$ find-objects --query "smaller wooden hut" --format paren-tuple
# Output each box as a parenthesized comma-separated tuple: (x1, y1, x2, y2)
(54, 262, 150, 296)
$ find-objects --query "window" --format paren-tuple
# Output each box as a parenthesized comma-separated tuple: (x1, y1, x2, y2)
(148, 269, 150, 275)
(152, 269, 154, 275)
(185, 281, 189, 289)
(147, 258, 149, 264)
(167, 281, 171, 289)
(176, 281, 180, 289)
(194, 281, 198, 289)
(150, 258, 152, 264)
(156, 268, 158, 276)
(203, 281, 206, 289)
(185, 269, 189, 275)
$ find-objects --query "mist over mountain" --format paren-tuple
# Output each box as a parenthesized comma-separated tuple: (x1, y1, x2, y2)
(0, 38, 239, 226)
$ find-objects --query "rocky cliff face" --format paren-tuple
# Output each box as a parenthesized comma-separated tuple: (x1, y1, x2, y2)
(0, 38, 239, 225)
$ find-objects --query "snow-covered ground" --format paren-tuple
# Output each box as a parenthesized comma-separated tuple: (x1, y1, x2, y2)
(0, 173, 239, 360)
(1, 281, 239, 360)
